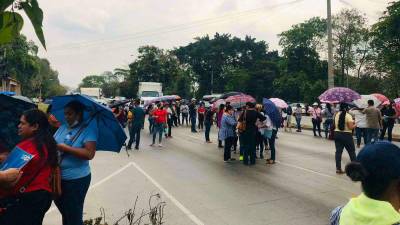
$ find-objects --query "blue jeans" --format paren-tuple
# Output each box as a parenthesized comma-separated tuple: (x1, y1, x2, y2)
(55, 174, 91, 225)
(268, 129, 278, 161)
(152, 123, 164, 144)
(324, 119, 333, 138)
(355, 127, 367, 146)
(148, 117, 155, 134)
(190, 116, 197, 132)
(365, 128, 379, 144)
(295, 117, 302, 130)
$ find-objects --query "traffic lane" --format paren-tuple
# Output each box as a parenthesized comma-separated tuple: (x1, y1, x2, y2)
(131, 126, 360, 225)
(43, 157, 198, 225)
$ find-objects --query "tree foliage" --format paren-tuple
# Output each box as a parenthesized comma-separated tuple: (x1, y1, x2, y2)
(0, 0, 46, 49)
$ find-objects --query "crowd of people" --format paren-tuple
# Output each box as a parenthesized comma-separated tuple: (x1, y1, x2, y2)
(0, 92, 399, 225)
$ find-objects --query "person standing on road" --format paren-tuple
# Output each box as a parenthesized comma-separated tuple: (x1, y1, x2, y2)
(204, 103, 214, 143)
(180, 102, 189, 126)
(175, 101, 181, 126)
(294, 104, 303, 132)
(362, 100, 382, 144)
(127, 99, 145, 150)
(54, 101, 97, 225)
(239, 102, 266, 165)
(151, 104, 168, 147)
(309, 103, 322, 137)
(333, 103, 356, 174)
(189, 99, 198, 133)
(380, 102, 396, 142)
(219, 105, 237, 162)
(330, 142, 400, 225)
(285, 103, 293, 132)
(350, 107, 367, 148)
(0, 110, 58, 225)
(166, 103, 175, 138)
(322, 103, 335, 139)
(197, 103, 205, 131)
(216, 104, 225, 148)
(147, 104, 155, 134)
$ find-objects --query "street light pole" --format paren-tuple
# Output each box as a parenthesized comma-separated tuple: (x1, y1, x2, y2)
(327, 0, 334, 88)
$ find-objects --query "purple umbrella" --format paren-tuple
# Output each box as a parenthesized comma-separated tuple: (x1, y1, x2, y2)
(319, 87, 361, 103)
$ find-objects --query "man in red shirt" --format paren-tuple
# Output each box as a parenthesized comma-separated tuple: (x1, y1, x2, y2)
(151, 104, 168, 147)
(197, 103, 206, 130)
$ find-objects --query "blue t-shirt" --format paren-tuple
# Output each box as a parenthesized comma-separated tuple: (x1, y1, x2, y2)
(54, 121, 97, 180)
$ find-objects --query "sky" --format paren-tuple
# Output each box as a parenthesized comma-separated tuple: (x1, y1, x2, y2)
(21, 0, 392, 88)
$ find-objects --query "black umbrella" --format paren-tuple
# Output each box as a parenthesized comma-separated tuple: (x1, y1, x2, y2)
(0, 94, 37, 151)
(219, 92, 243, 100)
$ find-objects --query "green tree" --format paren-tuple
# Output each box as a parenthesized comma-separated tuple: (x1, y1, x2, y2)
(332, 9, 367, 87)
(370, 1, 400, 98)
(1, 0, 46, 48)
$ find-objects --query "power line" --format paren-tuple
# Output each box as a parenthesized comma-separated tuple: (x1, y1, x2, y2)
(49, 0, 305, 51)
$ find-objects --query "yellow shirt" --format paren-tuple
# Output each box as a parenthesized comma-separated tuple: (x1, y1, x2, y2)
(334, 112, 353, 133)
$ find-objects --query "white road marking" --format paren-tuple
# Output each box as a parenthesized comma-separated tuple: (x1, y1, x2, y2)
(46, 162, 133, 215)
(130, 161, 205, 225)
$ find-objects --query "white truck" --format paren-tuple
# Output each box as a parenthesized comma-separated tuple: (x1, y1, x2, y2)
(138, 82, 163, 106)
(80, 87, 102, 100)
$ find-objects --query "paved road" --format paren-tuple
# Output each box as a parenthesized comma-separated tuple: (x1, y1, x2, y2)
(44, 124, 367, 225)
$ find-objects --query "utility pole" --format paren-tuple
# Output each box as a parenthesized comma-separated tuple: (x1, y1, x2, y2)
(211, 69, 213, 95)
(327, 0, 334, 88)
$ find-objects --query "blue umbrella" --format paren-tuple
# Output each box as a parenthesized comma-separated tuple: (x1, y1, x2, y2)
(51, 94, 126, 152)
(263, 98, 281, 129)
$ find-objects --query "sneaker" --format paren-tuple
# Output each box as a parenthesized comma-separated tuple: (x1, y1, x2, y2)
(158, 144, 163, 147)
(150, 144, 155, 147)
(239, 155, 243, 161)
(134, 146, 139, 150)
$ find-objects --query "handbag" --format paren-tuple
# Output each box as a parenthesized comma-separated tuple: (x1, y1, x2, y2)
(236, 111, 247, 133)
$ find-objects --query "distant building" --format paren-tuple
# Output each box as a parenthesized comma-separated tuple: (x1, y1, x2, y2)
(1, 77, 21, 95)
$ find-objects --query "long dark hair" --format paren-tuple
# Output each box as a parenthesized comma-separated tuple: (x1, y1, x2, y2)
(326, 103, 332, 114)
(22, 109, 58, 167)
(338, 103, 348, 131)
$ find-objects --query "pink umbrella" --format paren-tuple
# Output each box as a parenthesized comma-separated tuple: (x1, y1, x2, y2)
(371, 93, 389, 104)
(394, 98, 400, 116)
(269, 98, 288, 108)
(225, 94, 256, 109)
(212, 99, 226, 110)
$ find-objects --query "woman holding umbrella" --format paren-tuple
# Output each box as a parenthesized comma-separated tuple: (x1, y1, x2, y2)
(53, 101, 97, 225)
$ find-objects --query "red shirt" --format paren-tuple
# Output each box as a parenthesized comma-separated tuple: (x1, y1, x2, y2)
(153, 109, 167, 124)
(198, 106, 206, 114)
(0, 139, 51, 197)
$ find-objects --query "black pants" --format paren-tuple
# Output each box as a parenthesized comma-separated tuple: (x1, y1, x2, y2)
(380, 121, 394, 142)
(243, 130, 257, 165)
(0, 190, 52, 225)
(127, 124, 142, 149)
(177, 113, 181, 125)
(256, 131, 264, 156)
(198, 114, 204, 130)
(224, 136, 235, 161)
(182, 113, 189, 126)
(334, 132, 356, 171)
(205, 122, 211, 141)
(167, 118, 173, 137)
(312, 118, 322, 136)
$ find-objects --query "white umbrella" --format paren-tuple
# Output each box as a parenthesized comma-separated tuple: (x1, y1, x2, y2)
(12, 95, 35, 104)
(353, 95, 381, 108)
